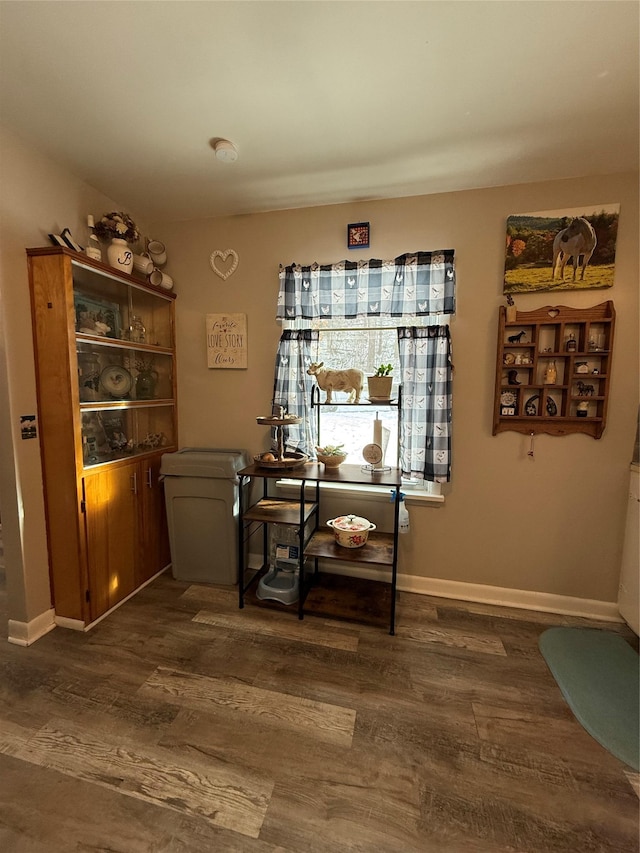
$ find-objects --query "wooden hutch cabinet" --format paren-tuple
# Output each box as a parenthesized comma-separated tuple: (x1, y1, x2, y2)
(27, 247, 177, 628)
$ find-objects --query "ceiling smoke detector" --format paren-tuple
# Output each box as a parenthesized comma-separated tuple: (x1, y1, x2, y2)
(213, 139, 238, 163)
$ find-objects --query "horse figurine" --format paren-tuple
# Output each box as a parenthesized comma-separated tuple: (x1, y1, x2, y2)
(507, 331, 526, 344)
(576, 380, 595, 396)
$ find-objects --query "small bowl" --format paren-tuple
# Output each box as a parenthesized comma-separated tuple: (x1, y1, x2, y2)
(316, 452, 347, 469)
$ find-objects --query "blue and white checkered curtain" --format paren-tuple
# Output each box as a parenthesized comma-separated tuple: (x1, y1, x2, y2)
(272, 329, 318, 455)
(397, 326, 452, 483)
(277, 252, 456, 320)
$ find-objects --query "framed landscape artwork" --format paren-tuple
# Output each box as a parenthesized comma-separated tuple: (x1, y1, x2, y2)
(504, 204, 620, 294)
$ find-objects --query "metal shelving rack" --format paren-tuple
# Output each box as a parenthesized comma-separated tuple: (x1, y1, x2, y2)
(237, 461, 402, 634)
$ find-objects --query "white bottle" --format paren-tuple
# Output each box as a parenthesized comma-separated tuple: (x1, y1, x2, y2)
(398, 493, 410, 533)
(85, 215, 102, 261)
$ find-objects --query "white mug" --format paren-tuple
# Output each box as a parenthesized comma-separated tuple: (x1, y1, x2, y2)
(149, 269, 174, 290)
(148, 240, 167, 266)
(133, 253, 154, 275)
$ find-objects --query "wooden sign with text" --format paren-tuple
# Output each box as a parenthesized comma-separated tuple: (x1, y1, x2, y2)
(206, 313, 247, 369)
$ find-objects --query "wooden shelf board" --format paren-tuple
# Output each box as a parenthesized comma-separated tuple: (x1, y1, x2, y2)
(305, 528, 395, 566)
(243, 499, 317, 525)
(499, 416, 603, 423)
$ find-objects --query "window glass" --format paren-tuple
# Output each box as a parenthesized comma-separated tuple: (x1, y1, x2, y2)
(311, 328, 398, 465)
(289, 316, 448, 491)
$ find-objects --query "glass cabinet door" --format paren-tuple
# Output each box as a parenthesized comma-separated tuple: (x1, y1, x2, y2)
(72, 258, 176, 469)
(72, 260, 174, 349)
(77, 342, 174, 403)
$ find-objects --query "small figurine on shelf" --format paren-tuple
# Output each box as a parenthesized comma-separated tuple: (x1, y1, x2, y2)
(544, 360, 557, 384)
(576, 380, 595, 397)
(508, 330, 526, 344)
(507, 370, 520, 385)
(307, 361, 364, 404)
(577, 402, 589, 418)
(506, 294, 517, 323)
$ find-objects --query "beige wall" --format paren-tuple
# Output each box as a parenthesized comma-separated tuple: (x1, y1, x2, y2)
(0, 121, 637, 632)
(0, 127, 128, 624)
(154, 173, 638, 604)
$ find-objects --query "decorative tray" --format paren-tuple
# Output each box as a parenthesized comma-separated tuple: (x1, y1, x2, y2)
(253, 451, 309, 469)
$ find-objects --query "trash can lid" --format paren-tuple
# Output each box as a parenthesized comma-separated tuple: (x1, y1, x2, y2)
(160, 448, 250, 478)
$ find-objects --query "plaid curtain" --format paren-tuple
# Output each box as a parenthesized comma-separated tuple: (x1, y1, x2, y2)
(397, 326, 452, 483)
(272, 329, 318, 455)
(277, 251, 456, 320)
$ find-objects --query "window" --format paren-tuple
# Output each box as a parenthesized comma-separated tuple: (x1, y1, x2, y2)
(274, 254, 455, 485)
(311, 325, 398, 463)
(310, 319, 444, 496)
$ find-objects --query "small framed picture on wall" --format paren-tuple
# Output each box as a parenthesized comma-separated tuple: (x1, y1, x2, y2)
(347, 222, 370, 250)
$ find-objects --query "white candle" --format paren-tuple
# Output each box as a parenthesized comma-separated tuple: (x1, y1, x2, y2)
(373, 414, 382, 448)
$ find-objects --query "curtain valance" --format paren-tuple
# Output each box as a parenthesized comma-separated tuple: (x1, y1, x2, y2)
(276, 251, 456, 321)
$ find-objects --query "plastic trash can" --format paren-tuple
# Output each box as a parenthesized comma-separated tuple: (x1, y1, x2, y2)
(160, 447, 251, 584)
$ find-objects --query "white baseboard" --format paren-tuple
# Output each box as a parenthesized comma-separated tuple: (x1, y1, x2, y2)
(54, 615, 86, 631)
(311, 560, 624, 623)
(55, 565, 171, 632)
(8, 608, 56, 646)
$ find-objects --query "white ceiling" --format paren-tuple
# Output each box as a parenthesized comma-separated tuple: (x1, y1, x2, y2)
(1, 1, 638, 224)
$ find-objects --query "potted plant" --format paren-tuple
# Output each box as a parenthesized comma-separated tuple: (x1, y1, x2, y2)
(367, 364, 393, 401)
(315, 443, 347, 468)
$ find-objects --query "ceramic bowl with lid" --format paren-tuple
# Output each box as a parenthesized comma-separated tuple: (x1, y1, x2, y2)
(326, 514, 376, 548)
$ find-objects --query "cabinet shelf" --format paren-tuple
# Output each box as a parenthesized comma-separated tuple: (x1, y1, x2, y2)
(76, 333, 173, 356)
(80, 399, 176, 410)
(494, 302, 614, 439)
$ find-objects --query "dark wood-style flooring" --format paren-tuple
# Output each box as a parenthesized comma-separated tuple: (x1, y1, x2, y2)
(0, 561, 638, 852)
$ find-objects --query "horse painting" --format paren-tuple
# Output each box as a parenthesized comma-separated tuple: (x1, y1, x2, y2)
(551, 217, 597, 282)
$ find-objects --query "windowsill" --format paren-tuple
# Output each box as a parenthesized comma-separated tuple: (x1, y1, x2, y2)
(277, 478, 444, 504)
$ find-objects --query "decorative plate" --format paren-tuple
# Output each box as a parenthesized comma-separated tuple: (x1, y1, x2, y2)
(99, 365, 132, 398)
(362, 443, 383, 465)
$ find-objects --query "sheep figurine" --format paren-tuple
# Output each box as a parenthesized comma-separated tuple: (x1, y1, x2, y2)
(307, 362, 364, 404)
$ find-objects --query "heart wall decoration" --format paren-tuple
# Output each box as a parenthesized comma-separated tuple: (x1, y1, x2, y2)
(210, 249, 239, 281)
